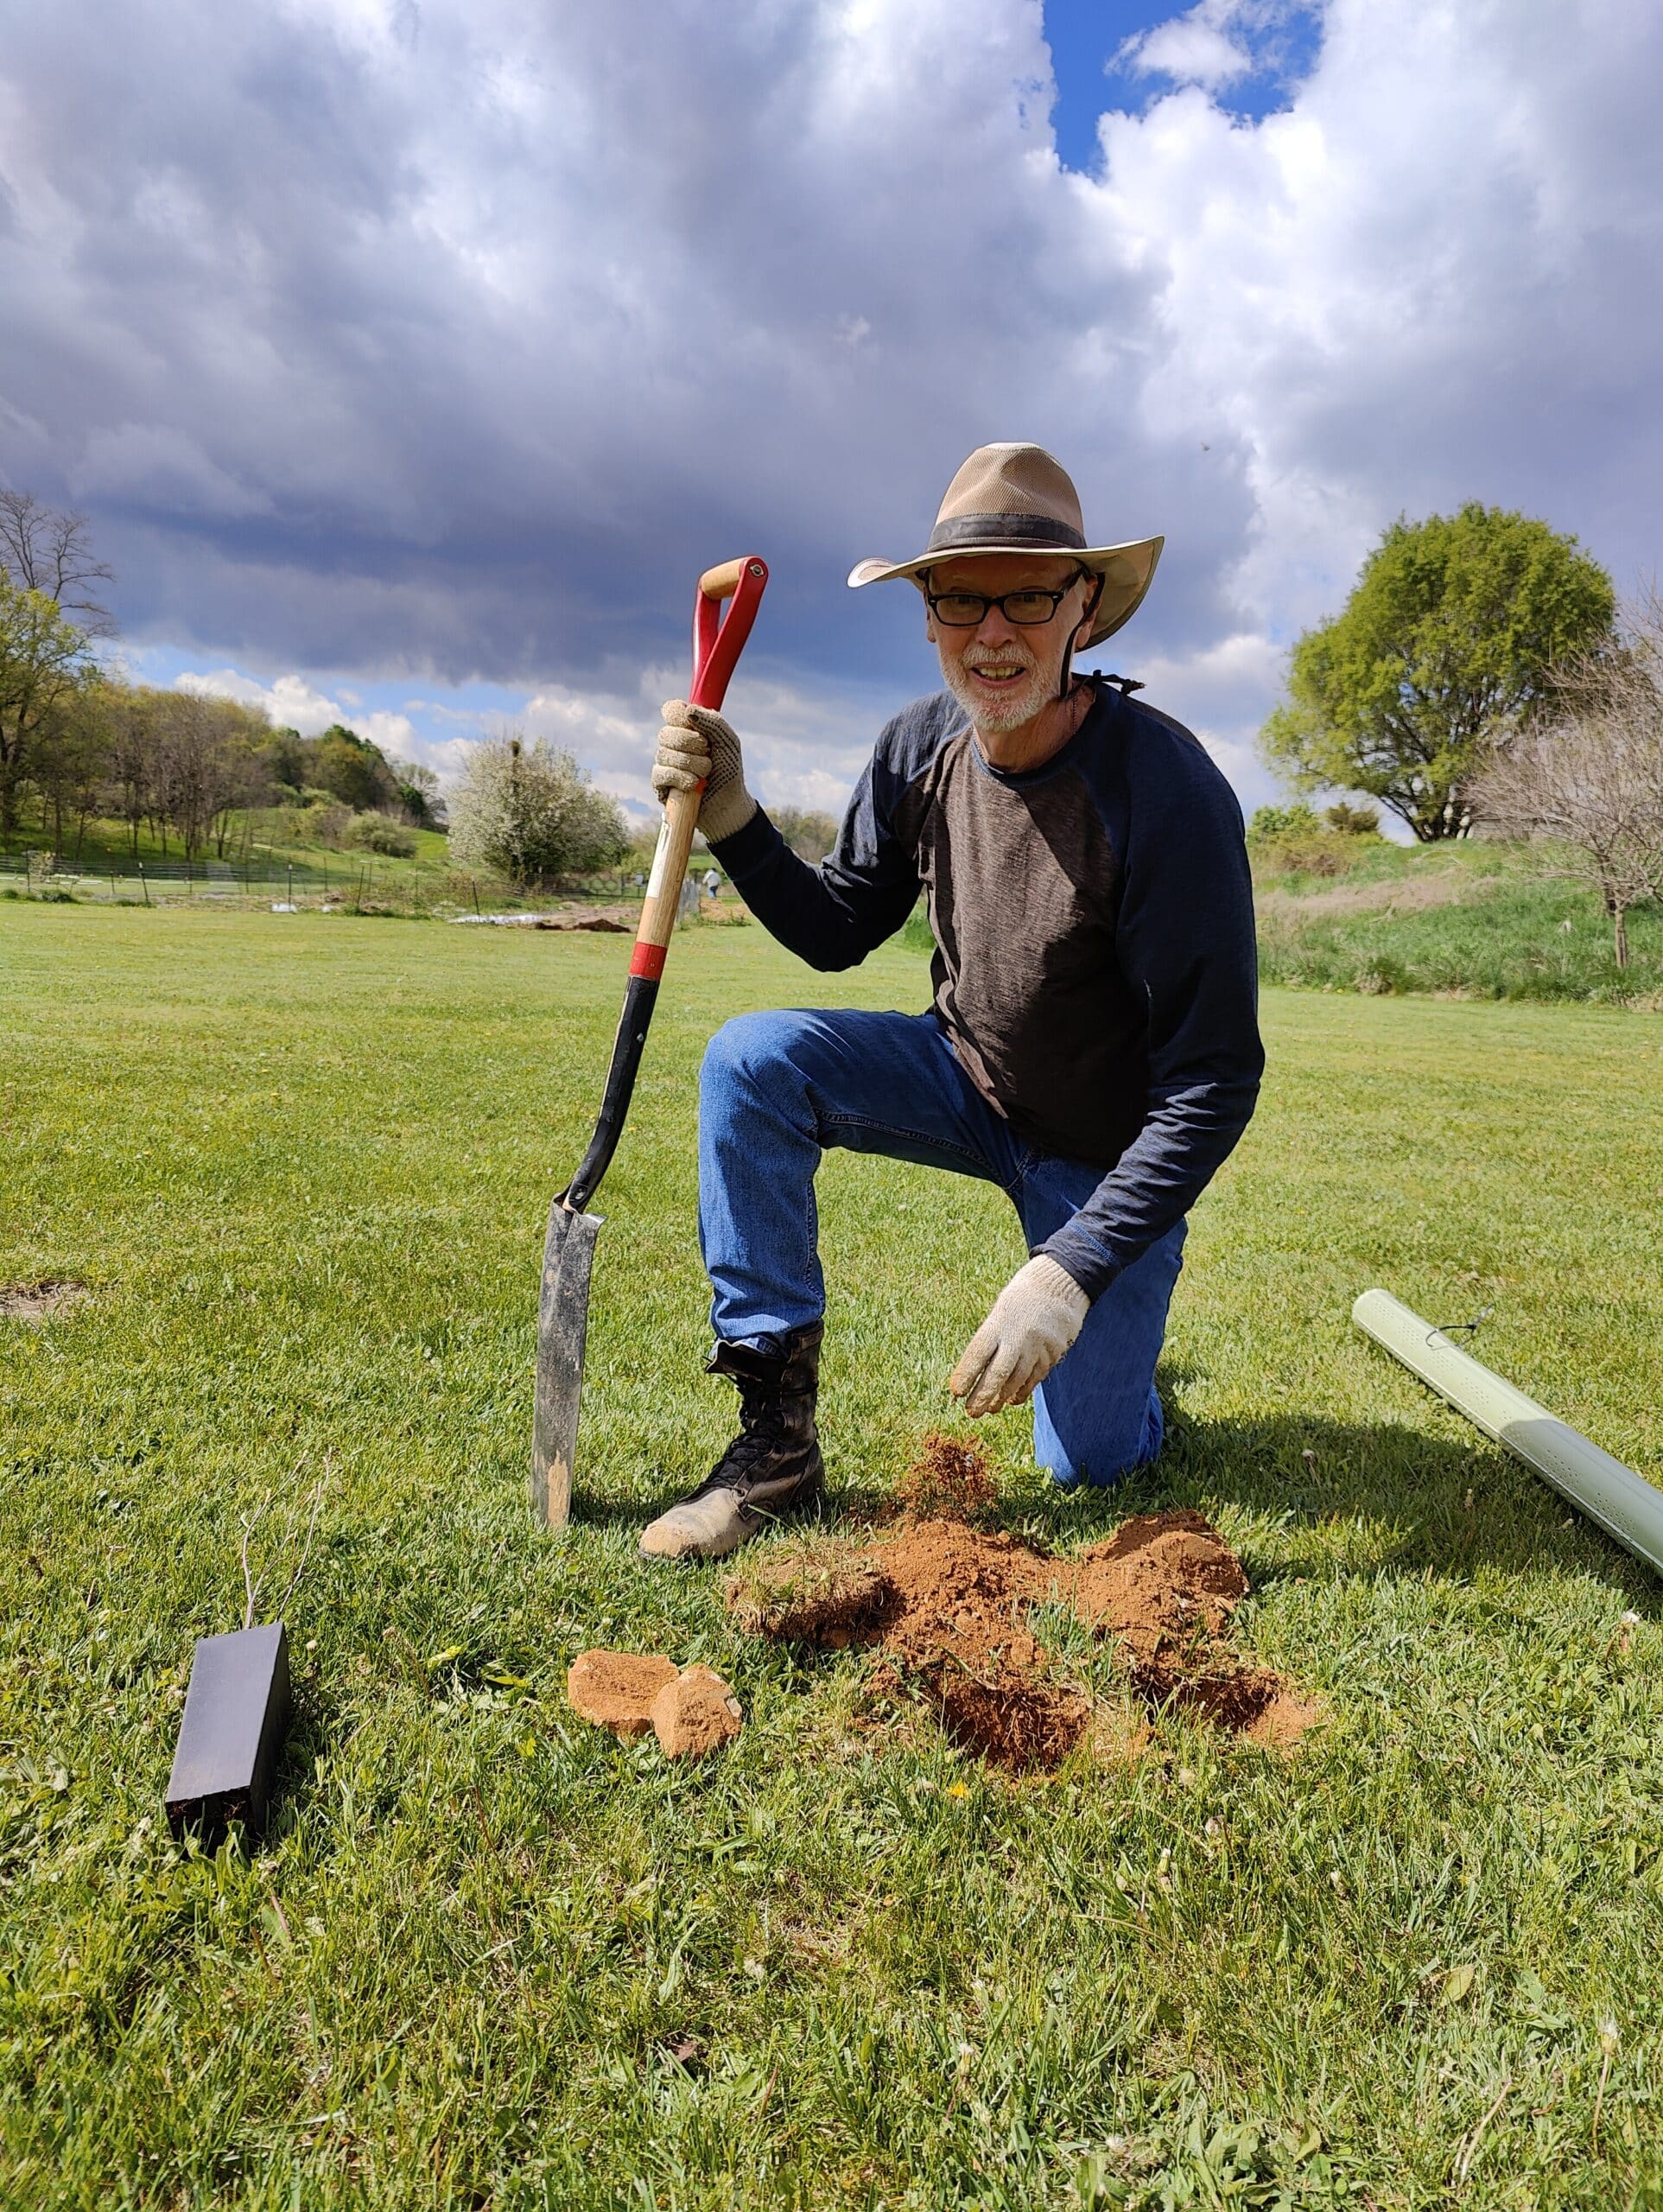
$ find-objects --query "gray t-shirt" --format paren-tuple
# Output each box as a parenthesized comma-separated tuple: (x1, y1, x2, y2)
(710, 676, 1263, 1298)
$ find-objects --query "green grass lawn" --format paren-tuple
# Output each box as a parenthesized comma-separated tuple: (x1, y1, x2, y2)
(3, 906, 1661, 2209)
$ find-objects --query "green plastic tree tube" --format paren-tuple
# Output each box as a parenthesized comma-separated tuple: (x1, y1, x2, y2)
(1353, 1288, 1663, 1579)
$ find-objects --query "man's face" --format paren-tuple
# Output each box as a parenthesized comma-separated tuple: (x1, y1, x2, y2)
(925, 555, 1095, 734)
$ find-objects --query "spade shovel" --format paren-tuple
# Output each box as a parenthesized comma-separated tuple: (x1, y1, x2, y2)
(530, 554, 770, 1528)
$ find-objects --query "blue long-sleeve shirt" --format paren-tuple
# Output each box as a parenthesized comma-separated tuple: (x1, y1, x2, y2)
(708, 675, 1263, 1299)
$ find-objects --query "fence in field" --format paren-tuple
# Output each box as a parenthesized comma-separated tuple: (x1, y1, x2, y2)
(0, 847, 720, 914)
(0, 846, 382, 904)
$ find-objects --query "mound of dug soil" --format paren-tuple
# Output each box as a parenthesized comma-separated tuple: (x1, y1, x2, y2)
(727, 1435, 1320, 1772)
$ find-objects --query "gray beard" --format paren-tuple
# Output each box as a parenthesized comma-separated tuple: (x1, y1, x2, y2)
(940, 656, 1051, 734)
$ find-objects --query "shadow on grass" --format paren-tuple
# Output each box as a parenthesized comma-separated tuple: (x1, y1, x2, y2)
(1012, 1406, 1658, 1605)
(564, 1404, 1657, 1607)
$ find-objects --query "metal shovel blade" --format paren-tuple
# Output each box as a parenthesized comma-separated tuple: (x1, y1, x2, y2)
(530, 1198, 601, 1529)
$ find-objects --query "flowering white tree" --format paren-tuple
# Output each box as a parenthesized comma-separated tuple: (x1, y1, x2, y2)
(447, 733, 628, 890)
(1470, 593, 1663, 969)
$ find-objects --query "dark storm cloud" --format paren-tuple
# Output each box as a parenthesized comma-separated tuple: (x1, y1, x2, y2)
(1, 0, 1659, 799)
(0, 0, 1217, 689)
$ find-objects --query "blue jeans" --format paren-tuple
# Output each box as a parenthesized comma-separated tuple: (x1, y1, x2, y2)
(697, 1007, 1187, 1488)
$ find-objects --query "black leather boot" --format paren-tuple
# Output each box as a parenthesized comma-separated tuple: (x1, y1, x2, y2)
(639, 1324, 825, 1560)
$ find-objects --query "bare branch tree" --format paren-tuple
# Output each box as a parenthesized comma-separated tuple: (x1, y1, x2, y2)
(1469, 590, 1663, 969)
(0, 491, 117, 637)
(102, 686, 167, 856)
(152, 692, 271, 860)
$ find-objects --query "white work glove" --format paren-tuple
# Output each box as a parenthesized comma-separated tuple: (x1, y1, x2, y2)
(651, 700, 757, 845)
(948, 1255, 1089, 1417)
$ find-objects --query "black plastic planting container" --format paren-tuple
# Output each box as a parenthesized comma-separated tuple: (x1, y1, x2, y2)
(165, 1622, 292, 1840)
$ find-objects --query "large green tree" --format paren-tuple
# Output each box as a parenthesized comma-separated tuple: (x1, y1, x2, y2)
(0, 577, 92, 843)
(308, 723, 402, 813)
(1260, 504, 1616, 841)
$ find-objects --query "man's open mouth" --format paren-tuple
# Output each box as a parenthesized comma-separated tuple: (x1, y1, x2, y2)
(966, 663, 1030, 686)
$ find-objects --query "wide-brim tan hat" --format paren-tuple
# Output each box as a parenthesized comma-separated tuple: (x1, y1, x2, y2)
(847, 442, 1163, 648)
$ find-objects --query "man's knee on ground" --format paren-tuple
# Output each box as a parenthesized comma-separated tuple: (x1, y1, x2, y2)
(1036, 1383, 1165, 1491)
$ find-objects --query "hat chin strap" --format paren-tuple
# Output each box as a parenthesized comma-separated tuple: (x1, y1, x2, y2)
(1057, 573, 1106, 700)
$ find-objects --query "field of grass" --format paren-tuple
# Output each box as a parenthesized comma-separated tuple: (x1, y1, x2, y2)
(1253, 839, 1663, 1007)
(3, 905, 1662, 2209)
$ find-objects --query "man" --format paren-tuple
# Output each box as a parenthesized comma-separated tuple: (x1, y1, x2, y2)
(639, 443, 1262, 1561)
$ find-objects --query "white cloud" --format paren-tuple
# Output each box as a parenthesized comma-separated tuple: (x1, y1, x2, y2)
(1121, 11, 1253, 91)
(1, 0, 1659, 826)
(174, 664, 445, 774)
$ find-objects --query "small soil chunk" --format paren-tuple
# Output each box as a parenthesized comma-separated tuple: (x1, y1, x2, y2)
(651, 1665, 745, 1758)
(567, 1649, 678, 1740)
(1243, 1685, 1326, 1751)
(895, 1430, 998, 1522)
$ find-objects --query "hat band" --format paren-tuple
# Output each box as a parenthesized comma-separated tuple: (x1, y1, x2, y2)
(925, 512, 1088, 554)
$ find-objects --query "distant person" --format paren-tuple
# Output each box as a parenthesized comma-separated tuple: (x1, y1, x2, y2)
(640, 444, 1262, 1560)
(702, 867, 720, 901)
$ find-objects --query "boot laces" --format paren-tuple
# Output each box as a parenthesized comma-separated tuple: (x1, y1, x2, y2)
(688, 1386, 816, 1501)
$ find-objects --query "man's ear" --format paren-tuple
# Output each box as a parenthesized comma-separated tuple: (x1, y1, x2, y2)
(1074, 573, 1104, 650)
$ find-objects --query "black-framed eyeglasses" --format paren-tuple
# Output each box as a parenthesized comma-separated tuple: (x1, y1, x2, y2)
(924, 579, 1084, 627)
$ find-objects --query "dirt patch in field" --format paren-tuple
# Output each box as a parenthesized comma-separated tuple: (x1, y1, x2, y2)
(0, 1279, 88, 1324)
(727, 1433, 1320, 1773)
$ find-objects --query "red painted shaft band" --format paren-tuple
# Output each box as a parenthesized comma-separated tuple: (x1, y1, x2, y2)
(629, 942, 667, 981)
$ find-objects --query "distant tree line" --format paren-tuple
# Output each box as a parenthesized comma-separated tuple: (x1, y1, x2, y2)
(0, 493, 441, 861)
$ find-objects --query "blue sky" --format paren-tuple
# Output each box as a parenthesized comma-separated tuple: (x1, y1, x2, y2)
(3, 0, 1660, 823)
(1044, 1, 1323, 168)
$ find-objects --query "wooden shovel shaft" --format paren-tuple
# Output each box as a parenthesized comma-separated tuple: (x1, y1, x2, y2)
(532, 555, 768, 1528)
(561, 555, 768, 1213)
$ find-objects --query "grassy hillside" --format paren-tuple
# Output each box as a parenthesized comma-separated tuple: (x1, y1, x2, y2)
(0, 808, 667, 917)
(3, 906, 1660, 2207)
(1254, 837, 1663, 1007)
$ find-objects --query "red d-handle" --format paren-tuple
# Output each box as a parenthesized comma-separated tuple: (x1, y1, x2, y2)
(691, 556, 768, 712)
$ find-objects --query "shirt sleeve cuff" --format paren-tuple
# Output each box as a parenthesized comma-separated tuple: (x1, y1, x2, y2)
(1032, 1229, 1120, 1305)
(708, 805, 782, 878)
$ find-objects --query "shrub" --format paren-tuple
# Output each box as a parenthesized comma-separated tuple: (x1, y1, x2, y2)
(1247, 803, 1322, 843)
(346, 812, 417, 857)
(1325, 800, 1381, 836)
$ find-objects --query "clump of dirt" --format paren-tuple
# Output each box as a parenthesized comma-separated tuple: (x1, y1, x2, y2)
(894, 1430, 1000, 1522)
(0, 1279, 88, 1324)
(727, 1471, 1320, 1772)
(567, 1649, 678, 1739)
(649, 1665, 745, 1758)
(567, 1649, 747, 1758)
(870, 1518, 1094, 1770)
(726, 1541, 893, 1648)
(1036, 1509, 1249, 1666)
